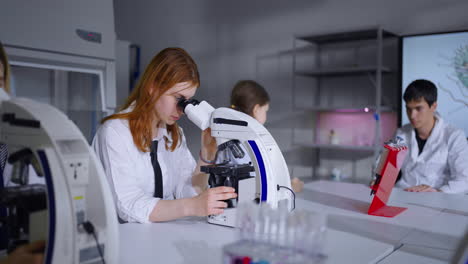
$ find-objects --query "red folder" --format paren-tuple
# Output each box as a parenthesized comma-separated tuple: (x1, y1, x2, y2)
(368, 143, 408, 217)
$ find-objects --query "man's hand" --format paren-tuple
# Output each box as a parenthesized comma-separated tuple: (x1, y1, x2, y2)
(404, 184, 439, 192)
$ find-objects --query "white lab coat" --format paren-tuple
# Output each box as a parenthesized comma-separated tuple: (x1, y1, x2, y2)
(92, 112, 197, 223)
(395, 116, 468, 193)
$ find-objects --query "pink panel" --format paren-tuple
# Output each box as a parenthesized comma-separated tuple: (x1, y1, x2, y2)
(316, 112, 397, 146)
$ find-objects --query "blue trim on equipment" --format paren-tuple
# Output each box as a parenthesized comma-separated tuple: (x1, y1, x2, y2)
(38, 150, 55, 264)
(248, 140, 267, 201)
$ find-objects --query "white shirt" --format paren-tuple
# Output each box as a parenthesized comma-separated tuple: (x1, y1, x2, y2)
(92, 116, 197, 223)
(395, 116, 468, 193)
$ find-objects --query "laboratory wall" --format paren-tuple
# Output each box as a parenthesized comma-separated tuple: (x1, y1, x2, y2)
(114, 0, 468, 181)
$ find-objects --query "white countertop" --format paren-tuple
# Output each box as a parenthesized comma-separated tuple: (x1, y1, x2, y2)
(119, 180, 468, 264)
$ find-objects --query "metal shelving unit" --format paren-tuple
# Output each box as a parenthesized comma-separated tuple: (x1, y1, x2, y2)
(291, 27, 399, 181)
(295, 66, 392, 77)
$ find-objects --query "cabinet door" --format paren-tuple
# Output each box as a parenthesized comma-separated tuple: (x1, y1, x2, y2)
(10, 63, 105, 143)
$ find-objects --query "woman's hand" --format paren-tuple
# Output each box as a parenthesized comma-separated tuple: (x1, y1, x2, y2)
(0, 240, 45, 264)
(291, 177, 304, 193)
(190, 186, 237, 216)
(200, 128, 217, 162)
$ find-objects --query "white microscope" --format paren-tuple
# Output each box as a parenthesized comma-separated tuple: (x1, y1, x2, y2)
(178, 99, 294, 227)
(0, 94, 118, 263)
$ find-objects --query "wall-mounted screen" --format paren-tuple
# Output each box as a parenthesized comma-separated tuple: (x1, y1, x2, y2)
(401, 31, 468, 137)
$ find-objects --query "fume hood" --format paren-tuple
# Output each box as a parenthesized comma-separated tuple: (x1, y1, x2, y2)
(0, 0, 117, 143)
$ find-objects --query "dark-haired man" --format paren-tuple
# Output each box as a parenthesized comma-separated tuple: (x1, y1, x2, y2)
(395, 79, 468, 193)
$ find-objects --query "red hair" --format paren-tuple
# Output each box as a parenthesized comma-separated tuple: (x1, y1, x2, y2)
(102, 47, 200, 152)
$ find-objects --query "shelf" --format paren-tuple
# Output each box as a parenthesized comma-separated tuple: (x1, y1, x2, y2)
(301, 143, 375, 152)
(296, 106, 395, 112)
(265, 107, 396, 129)
(284, 144, 376, 161)
(295, 66, 392, 77)
(297, 29, 398, 44)
(304, 178, 372, 185)
(289, 27, 399, 180)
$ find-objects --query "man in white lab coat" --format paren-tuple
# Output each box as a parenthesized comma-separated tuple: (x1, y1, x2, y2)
(395, 79, 468, 193)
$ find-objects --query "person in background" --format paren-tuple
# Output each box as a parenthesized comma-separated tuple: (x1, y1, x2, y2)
(0, 42, 11, 97)
(395, 79, 468, 193)
(92, 47, 237, 223)
(0, 41, 11, 175)
(229, 80, 304, 193)
(0, 41, 45, 264)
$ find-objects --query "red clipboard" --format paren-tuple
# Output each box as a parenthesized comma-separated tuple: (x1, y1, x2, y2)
(368, 143, 408, 217)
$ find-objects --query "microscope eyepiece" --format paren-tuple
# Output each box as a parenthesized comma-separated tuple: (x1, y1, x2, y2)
(178, 99, 214, 130)
(177, 98, 200, 113)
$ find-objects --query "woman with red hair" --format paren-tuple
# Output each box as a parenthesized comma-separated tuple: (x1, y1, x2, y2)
(93, 47, 236, 223)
